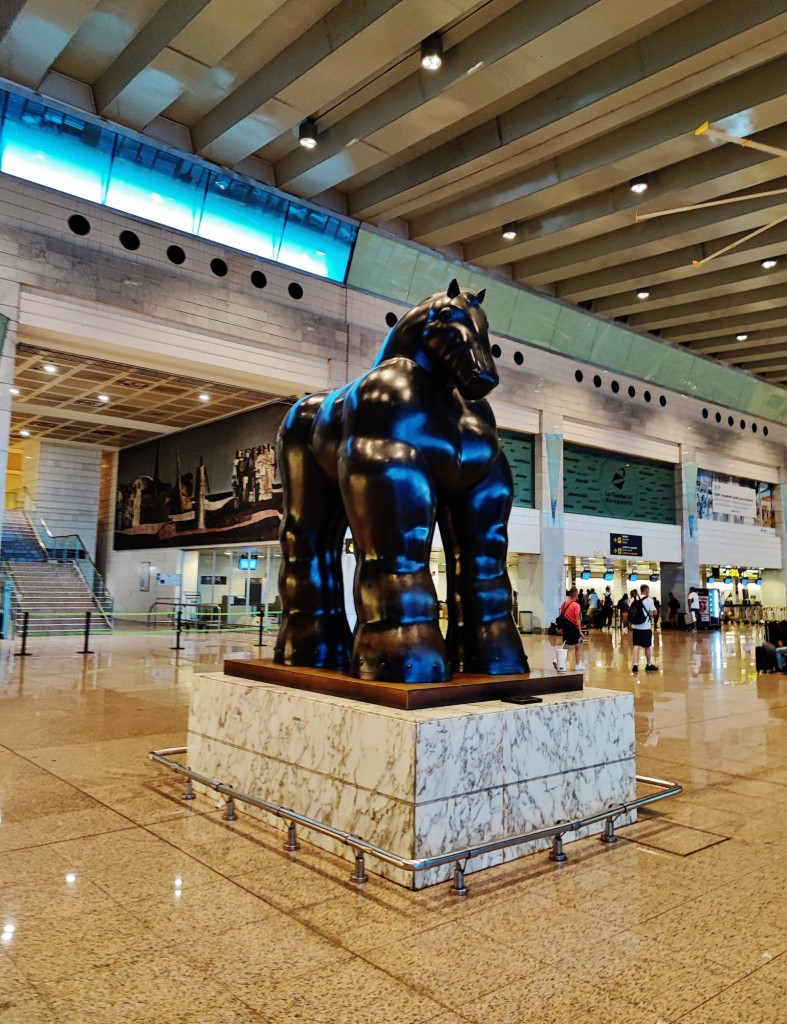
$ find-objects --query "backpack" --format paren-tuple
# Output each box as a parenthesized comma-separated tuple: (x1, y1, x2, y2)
(556, 600, 576, 630)
(629, 597, 648, 626)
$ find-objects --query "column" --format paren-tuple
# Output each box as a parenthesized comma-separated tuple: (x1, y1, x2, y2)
(518, 410, 565, 630)
(0, 282, 21, 541)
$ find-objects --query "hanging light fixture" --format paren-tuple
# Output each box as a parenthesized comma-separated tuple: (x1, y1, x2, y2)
(420, 34, 443, 71)
(299, 119, 318, 150)
(629, 175, 649, 194)
(502, 223, 517, 240)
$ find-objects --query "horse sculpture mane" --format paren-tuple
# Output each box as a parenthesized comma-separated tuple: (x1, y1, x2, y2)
(274, 279, 528, 683)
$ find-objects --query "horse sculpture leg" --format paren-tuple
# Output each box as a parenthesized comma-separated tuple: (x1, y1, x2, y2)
(441, 452, 528, 675)
(339, 437, 450, 683)
(274, 397, 352, 669)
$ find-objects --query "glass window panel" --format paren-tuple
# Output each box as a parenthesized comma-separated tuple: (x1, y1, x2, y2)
(0, 93, 114, 203)
(198, 174, 289, 260)
(277, 202, 357, 283)
(106, 138, 209, 234)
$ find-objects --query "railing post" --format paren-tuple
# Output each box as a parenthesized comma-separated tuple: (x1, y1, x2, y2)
(549, 832, 568, 863)
(450, 861, 468, 897)
(256, 612, 264, 648)
(350, 849, 368, 884)
(17, 611, 31, 657)
(283, 821, 300, 852)
(600, 817, 618, 844)
(171, 609, 184, 651)
(78, 610, 94, 654)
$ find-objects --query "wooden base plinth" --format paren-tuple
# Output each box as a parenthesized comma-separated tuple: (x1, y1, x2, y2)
(222, 658, 583, 710)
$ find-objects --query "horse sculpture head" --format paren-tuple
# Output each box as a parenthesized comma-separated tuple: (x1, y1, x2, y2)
(376, 279, 499, 400)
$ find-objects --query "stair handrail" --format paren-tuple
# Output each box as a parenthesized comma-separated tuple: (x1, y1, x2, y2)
(0, 558, 22, 639)
(20, 511, 114, 626)
(4, 486, 35, 511)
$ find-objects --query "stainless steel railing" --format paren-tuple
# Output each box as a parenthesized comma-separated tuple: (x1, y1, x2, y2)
(148, 746, 681, 896)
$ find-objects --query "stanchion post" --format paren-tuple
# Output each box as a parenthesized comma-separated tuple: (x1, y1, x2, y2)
(78, 610, 94, 654)
(256, 612, 264, 648)
(171, 609, 185, 651)
(18, 610, 31, 657)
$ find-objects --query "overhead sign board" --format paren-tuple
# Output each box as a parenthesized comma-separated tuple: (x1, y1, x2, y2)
(610, 533, 643, 557)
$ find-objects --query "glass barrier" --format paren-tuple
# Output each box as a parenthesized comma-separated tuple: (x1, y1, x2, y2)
(0, 86, 358, 283)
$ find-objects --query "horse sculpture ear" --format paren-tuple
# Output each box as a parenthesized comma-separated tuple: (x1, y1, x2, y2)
(446, 278, 460, 299)
(476, 288, 485, 304)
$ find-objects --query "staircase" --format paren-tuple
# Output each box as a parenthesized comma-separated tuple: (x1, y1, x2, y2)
(1, 507, 112, 634)
(2, 509, 47, 561)
(5, 561, 113, 635)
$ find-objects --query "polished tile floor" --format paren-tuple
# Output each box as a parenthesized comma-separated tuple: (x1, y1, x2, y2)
(1, 624, 786, 1023)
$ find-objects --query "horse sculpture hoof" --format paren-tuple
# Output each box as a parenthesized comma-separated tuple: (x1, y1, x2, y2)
(351, 623, 451, 683)
(274, 613, 352, 670)
(459, 619, 530, 675)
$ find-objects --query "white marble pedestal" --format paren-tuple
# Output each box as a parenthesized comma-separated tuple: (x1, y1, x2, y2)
(188, 673, 635, 888)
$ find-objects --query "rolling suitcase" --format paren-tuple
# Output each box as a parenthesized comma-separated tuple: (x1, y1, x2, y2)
(756, 643, 778, 673)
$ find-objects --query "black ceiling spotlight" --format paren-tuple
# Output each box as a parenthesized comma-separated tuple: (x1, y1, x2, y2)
(501, 223, 517, 240)
(629, 174, 649, 195)
(299, 118, 318, 150)
(420, 34, 443, 71)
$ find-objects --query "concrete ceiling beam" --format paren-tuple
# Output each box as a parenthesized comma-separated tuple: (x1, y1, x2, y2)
(662, 306, 787, 342)
(348, 0, 787, 220)
(191, 0, 402, 154)
(513, 186, 787, 285)
(625, 282, 787, 329)
(274, 0, 600, 189)
(404, 53, 787, 248)
(93, 0, 212, 115)
(558, 219, 787, 302)
(593, 264, 787, 318)
(681, 330, 787, 355)
(465, 125, 787, 267)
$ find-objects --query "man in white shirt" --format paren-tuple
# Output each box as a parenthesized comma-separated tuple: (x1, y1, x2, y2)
(629, 583, 658, 674)
(688, 587, 700, 632)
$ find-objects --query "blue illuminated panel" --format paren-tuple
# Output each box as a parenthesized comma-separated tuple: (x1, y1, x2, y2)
(0, 93, 114, 203)
(0, 87, 357, 283)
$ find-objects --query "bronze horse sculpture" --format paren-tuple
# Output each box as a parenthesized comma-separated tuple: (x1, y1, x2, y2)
(274, 279, 528, 683)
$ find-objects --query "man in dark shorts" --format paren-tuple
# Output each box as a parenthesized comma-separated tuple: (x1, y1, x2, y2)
(629, 583, 658, 673)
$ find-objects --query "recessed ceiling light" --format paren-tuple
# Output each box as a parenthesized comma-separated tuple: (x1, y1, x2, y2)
(761, 257, 777, 269)
(43, 363, 57, 374)
(298, 119, 317, 149)
(629, 175, 649, 194)
(9, 387, 19, 396)
(502, 223, 517, 240)
(420, 34, 443, 71)
(198, 393, 210, 402)
(637, 289, 650, 300)
(736, 333, 748, 341)
(19, 429, 30, 437)
(98, 394, 109, 403)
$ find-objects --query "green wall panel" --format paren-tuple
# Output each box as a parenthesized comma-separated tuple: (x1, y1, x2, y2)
(498, 429, 535, 508)
(347, 227, 787, 426)
(564, 443, 677, 524)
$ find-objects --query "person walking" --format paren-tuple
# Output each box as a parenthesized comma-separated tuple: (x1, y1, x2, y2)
(667, 591, 680, 629)
(555, 587, 585, 672)
(629, 583, 658, 673)
(688, 587, 700, 632)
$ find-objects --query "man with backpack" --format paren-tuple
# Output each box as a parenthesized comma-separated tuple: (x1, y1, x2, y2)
(629, 583, 658, 674)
